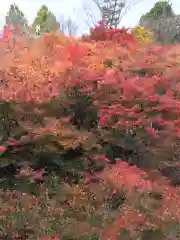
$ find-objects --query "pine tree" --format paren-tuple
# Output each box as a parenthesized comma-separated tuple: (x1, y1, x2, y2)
(143, 1, 174, 20)
(32, 5, 60, 33)
(5, 3, 28, 30)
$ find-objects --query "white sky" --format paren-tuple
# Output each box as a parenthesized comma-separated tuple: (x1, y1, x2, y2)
(0, 0, 180, 35)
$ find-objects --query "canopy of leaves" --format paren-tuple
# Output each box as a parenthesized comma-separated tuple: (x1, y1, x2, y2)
(32, 5, 60, 33)
(139, 1, 180, 44)
(5, 3, 28, 30)
(144, 1, 175, 20)
(131, 25, 154, 44)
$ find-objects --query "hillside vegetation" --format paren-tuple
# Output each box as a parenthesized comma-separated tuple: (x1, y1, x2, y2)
(0, 21, 179, 239)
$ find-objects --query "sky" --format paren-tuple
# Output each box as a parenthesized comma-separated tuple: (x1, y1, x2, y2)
(0, 0, 180, 36)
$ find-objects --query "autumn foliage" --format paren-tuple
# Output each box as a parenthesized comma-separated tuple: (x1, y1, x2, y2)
(82, 20, 135, 48)
(131, 25, 154, 44)
(0, 22, 179, 239)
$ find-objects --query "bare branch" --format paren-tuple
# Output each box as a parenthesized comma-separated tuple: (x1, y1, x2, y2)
(84, 0, 145, 28)
(59, 16, 78, 36)
(82, 1, 99, 28)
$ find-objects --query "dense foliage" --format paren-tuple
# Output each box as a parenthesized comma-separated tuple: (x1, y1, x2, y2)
(5, 3, 28, 31)
(0, 21, 179, 239)
(82, 20, 135, 49)
(139, 1, 180, 44)
(31, 5, 60, 34)
(131, 26, 154, 44)
(144, 1, 174, 20)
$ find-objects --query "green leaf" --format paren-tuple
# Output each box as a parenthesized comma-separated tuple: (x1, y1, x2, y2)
(0, 158, 15, 168)
(0, 219, 5, 225)
(0, 146, 7, 157)
(118, 228, 131, 240)
(103, 59, 113, 68)
(156, 88, 166, 95)
(104, 144, 114, 160)
(146, 110, 159, 117)
(79, 231, 100, 240)
(32, 5, 60, 33)
(140, 228, 164, 240)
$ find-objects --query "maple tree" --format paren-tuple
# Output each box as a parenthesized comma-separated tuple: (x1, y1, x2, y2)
(82, 20, 135, 48)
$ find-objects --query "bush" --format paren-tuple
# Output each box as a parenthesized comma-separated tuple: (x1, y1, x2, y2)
(0, 23, 180, 178)
(131, 25, 154, 44)
(82, 20, 135, 49)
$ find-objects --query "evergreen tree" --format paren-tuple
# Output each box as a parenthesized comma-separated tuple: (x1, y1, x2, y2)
(32, 5, 60, 33)
(139, 1, 179, 44)
(5, 3, 28, 31)
(143, 1, 174, 21)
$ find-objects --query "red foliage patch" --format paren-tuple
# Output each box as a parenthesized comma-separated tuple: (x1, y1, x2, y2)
(0, 23, 179, 239)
